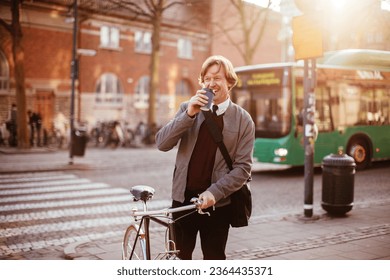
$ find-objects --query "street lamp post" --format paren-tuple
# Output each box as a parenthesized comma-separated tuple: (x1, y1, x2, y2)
(69, 0, 78, 165)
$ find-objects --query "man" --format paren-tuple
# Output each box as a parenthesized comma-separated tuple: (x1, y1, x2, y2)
(7, 103, 17, 147)
(155, 55, 255, 260)
(34, 112, 42, 147)
(27, 110, 35, 146)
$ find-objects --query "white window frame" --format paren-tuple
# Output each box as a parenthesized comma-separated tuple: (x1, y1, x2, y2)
(176, 79, 192, 97)
(177, 38, 192, 59)
(100, 26, 120, 49)
(0, 51, 9, 92)
(95, 73, 123, 106)
(135, 31, 152, 54)
(135, 76, 150, 109)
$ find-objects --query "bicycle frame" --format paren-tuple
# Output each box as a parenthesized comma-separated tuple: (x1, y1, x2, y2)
(133, 214, 176, 260)
(129, 203, 200, 260)
(123, 185, 205, 260)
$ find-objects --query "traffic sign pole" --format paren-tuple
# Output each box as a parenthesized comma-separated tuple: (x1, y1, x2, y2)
(292, 11, 322, 218)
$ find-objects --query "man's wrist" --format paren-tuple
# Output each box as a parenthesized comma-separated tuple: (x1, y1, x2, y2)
(186, 109, 195, 118)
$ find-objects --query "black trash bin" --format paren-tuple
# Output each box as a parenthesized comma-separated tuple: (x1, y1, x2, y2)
(321, 149, 356, 215)
(72, 129, 88, 156)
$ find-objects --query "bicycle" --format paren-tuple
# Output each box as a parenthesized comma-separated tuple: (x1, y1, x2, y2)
(122, 185, 208, 260)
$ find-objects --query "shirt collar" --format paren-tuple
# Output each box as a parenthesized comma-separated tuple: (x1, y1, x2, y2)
(213, 98, 229, 116)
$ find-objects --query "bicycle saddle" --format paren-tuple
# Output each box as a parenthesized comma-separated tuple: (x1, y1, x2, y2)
(130, 185, 155, 202)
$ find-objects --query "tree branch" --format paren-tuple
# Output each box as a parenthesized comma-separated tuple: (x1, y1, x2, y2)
(215, 21, 245, 59)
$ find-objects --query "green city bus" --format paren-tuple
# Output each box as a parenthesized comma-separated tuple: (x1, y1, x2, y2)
(232, 49, 390, 170)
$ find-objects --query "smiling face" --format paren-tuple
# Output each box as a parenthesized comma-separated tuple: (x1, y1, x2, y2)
(198, 55, 238, 105)
(202, 64, 231, 105)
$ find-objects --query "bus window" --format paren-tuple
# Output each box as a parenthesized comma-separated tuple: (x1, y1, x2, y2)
(234, 68, 292, 139)
(315, 86, 333, 132)
(338, 84, 362, 127)
(377, 88, 390, 125)
(364, 88, 390, 125)
(248, 87, 291, 138)
(333, 84, 390, 127)
(234, 87, 291, 138)
(234, 89, 251, 111)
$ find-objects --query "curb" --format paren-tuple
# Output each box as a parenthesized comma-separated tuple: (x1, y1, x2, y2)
(0, 147, 58, 154)
(0, 163, 95, 174)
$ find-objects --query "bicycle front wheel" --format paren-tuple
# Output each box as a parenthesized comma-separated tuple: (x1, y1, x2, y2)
(122, 223, 147, 260)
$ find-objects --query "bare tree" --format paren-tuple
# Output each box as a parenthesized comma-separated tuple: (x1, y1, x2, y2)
(108, 0, 189, 127)
(214, 0, 272, 65)
(0, 0, 29, 148)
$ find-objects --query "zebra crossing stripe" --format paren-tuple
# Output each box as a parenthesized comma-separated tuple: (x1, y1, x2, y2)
(0, 178, 91, 189)
(0, 216, 132, 238)
(0, 195, 133, 211)
(0, 186, 126, 203)
(0, 182, 110, 196)
(0, 171, 69, 179)
(0, 174, 78, 184)
(0, 230, 122, 255)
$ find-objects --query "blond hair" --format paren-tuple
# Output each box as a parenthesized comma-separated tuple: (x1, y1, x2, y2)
(198, 55, 238, 90)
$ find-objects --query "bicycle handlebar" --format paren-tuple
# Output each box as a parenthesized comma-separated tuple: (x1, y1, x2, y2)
(131, 197, 208, 217)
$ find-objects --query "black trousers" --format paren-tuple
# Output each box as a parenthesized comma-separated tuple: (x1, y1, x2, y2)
(172, 192, 231, 260)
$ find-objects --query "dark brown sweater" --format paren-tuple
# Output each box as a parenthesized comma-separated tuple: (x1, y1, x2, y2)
(186, 113, 223, 193)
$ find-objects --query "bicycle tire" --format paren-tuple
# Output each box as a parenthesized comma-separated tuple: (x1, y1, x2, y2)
(122, 223, 147, 260)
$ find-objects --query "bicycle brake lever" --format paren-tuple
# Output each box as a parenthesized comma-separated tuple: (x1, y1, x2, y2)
(190, 197, 211, 216)
(197, 208, 211, 216)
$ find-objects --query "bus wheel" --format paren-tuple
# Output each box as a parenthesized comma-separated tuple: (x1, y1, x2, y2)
(348, 139, 370, 170)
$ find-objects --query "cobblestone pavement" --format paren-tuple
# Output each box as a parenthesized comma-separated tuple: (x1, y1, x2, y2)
(227, 219, 390, 260)
(64, 202, 390, 260)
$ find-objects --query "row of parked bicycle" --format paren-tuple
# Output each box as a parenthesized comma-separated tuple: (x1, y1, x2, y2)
(0, 120, 159, 150)
(88, 121, 159, 148)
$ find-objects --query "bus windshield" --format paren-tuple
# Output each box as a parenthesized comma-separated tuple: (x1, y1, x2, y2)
(233, 67, 292, 138)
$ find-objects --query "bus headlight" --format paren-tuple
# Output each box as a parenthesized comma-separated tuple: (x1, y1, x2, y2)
(274, 148, 288, 157)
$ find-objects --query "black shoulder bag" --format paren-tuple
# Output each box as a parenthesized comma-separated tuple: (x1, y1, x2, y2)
(202, 110, 252, 227)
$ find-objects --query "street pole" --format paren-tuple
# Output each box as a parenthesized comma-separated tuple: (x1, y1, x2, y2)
(69, 0, 78, 165)
(303, 58, 316, 218)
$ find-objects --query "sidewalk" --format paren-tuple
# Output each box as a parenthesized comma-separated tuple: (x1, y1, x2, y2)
(2, 146, 390, 260)
(0, 147, 98, 173)
(64, 201, 390, 260)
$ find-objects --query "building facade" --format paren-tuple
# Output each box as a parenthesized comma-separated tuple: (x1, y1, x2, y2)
(0, 0, 213, 137)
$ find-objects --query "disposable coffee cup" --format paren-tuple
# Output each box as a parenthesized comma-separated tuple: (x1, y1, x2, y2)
(200, 88, 214, 111)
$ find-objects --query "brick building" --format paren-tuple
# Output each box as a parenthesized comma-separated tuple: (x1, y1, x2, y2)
(0, 0, 215, 137)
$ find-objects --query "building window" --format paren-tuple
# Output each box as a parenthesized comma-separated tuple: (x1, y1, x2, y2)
(100, 26, 120, 49)
(95, 73, 123, 105)
(135, 76, 150, 109)
(175, 79, 193, 108)
(178, 38, 192, 59)
(176, 79, 192, 98)
(0, 51, 9, 91)
(135, 31, 152, 54)
(366, 31, 383, 44)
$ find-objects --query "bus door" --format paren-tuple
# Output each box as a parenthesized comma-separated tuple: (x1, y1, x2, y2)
(295, 82, 340, 164)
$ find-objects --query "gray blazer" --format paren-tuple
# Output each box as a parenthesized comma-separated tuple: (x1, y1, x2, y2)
(156, 99, 255, 207)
